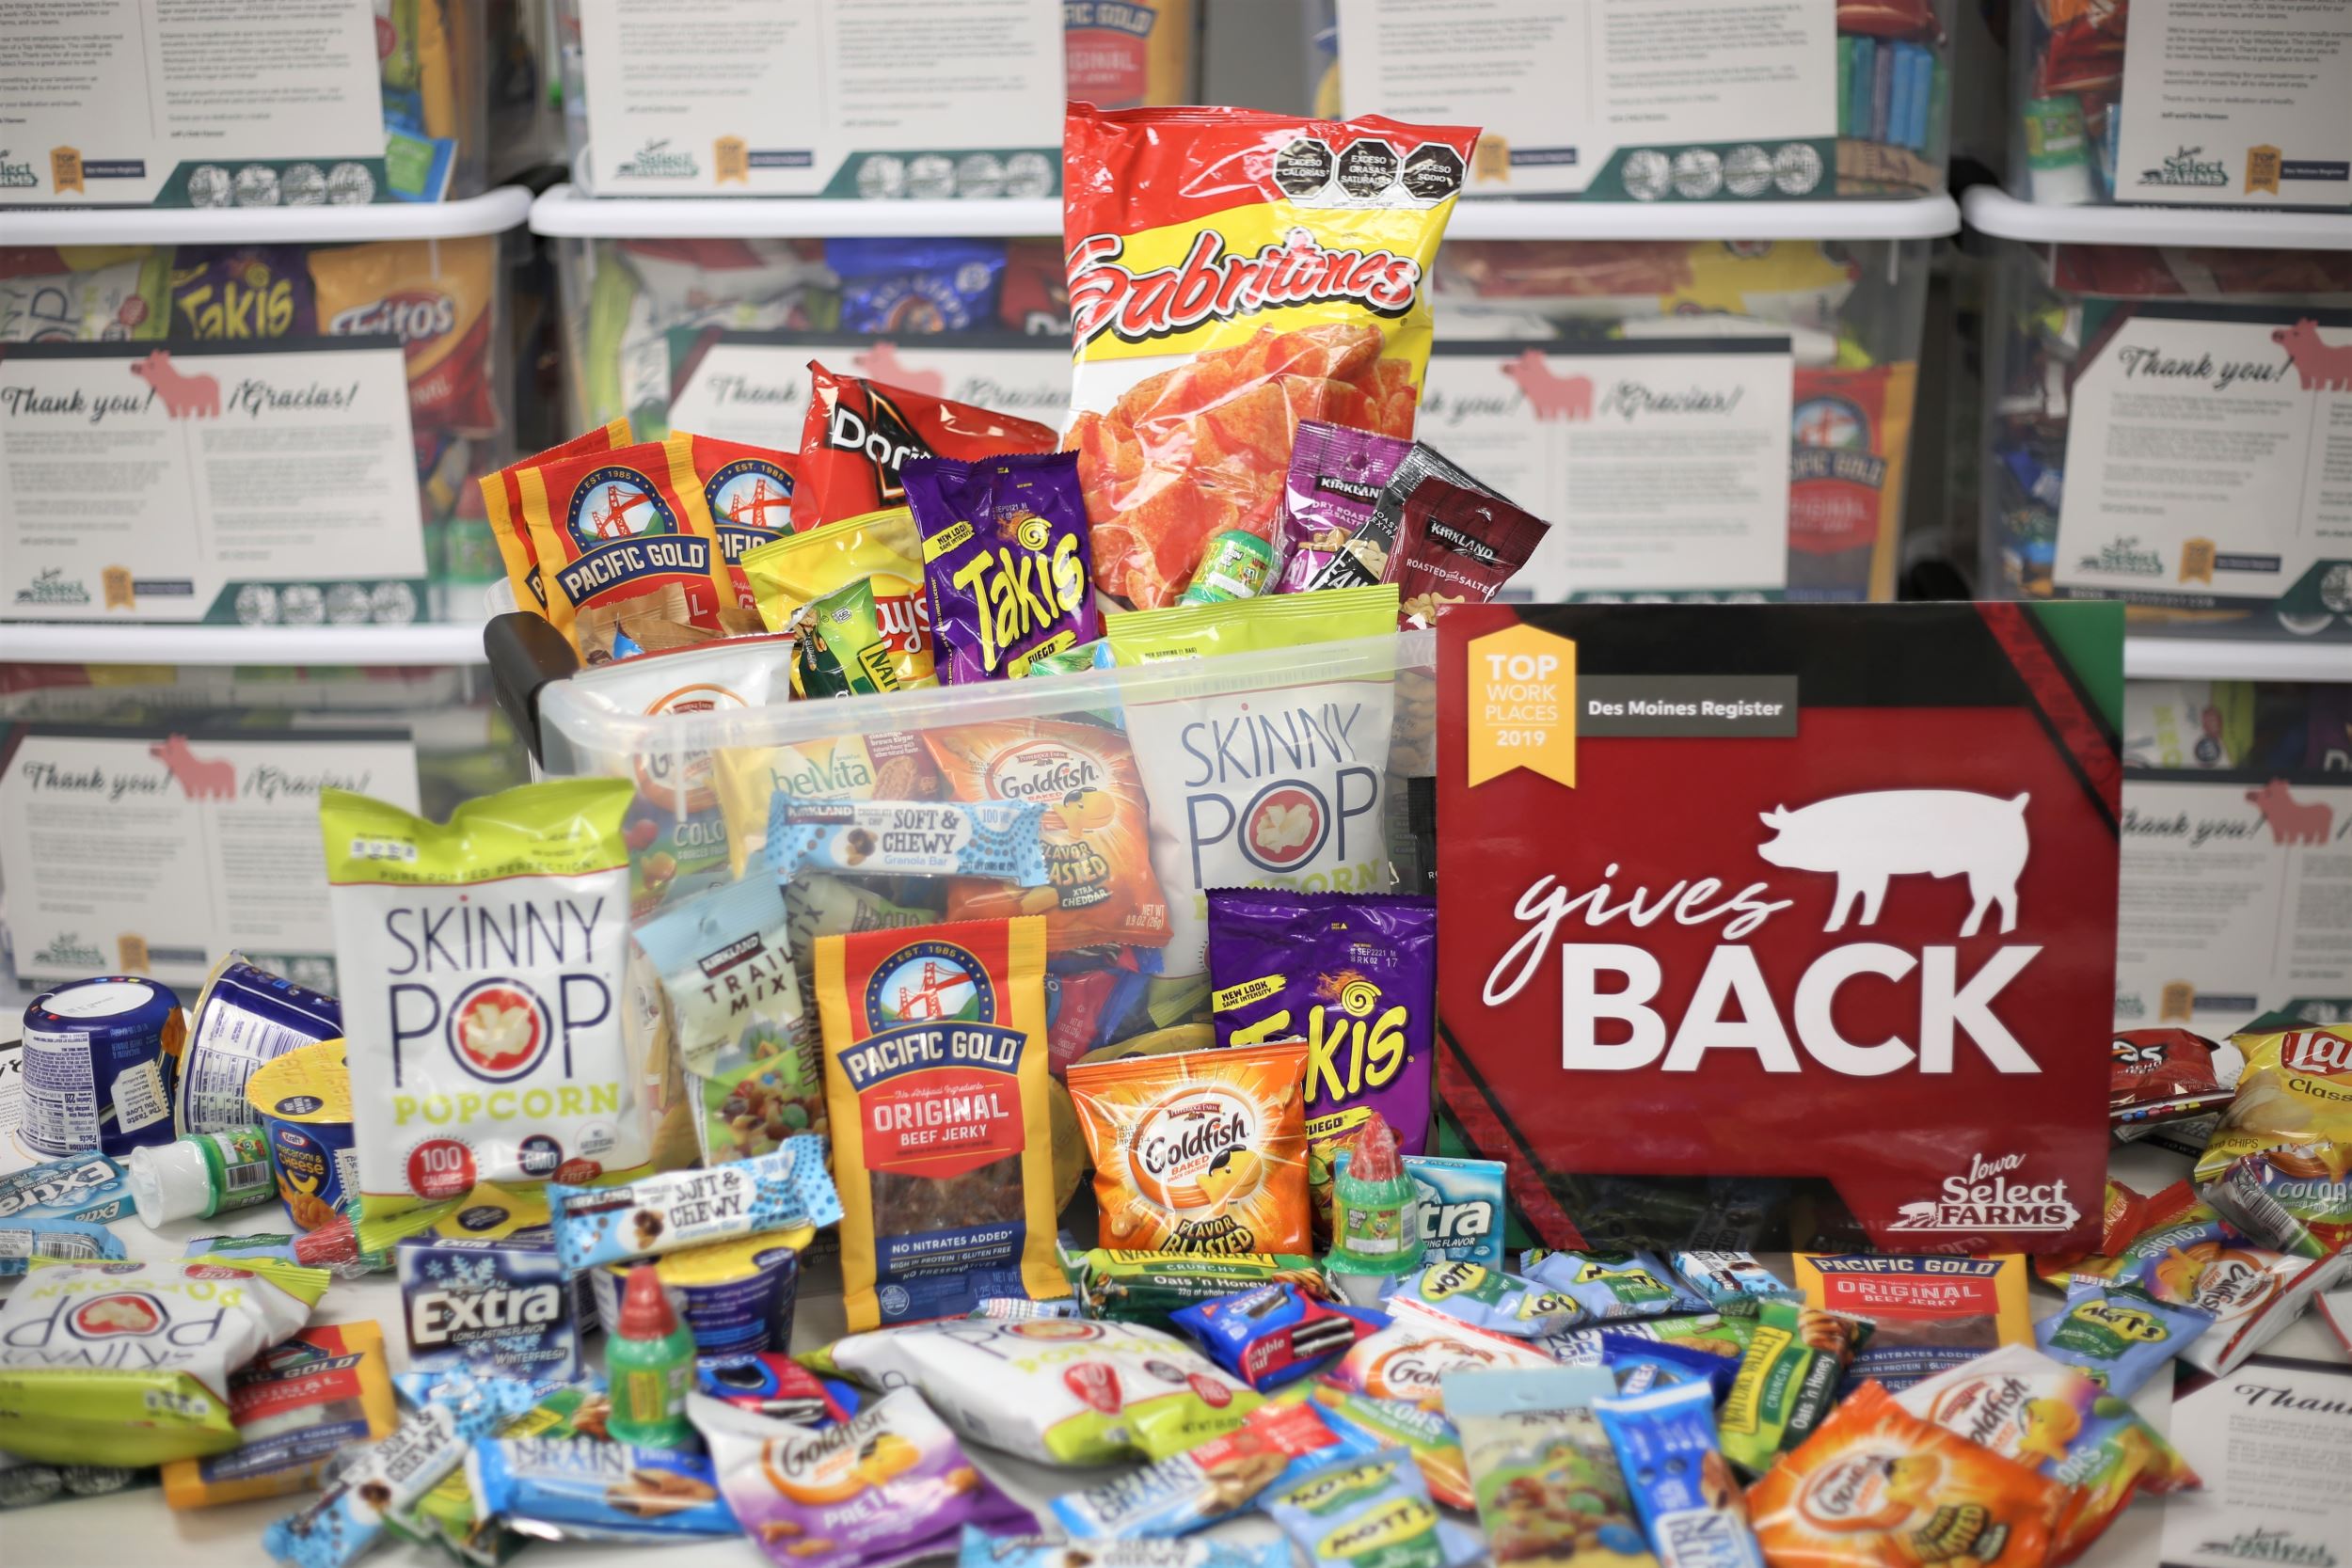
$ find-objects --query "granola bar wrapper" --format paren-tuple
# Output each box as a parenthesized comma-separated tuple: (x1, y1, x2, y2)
(1062, 104, 1479, 608)
(1275, 420, 1410, 594)
(694, 1389, 1035, 1568)
(465, 1438, 736, 1540)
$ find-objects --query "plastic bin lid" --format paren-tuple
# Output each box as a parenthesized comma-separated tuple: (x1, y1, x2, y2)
(1964, 186, 2352, 251)
(4, 185, 533, 246)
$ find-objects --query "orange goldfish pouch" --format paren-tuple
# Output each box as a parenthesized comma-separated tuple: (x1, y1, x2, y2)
(518, 434, 731, 657)
(1747, 1381, 2074, 1568)
(1067, 1041, 1312, 1255)
(922, 719, 1173, 952)
(1062, 104, 1479, 607)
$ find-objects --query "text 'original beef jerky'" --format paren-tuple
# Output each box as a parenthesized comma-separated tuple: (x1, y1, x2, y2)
(1062, 104, 1479, 607)
(794, 363, 1057, 531)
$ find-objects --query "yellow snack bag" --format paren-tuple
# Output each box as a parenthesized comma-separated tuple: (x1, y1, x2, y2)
(712, 734, 882, 877)
(310, 237, 501, 436)
(739, 506, 935, 693)
(480, 420, 630, 613)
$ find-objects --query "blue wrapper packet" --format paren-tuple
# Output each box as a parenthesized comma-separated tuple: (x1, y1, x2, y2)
(0, 1217, 123, 1276)
(467, 1437, 736, 1541)
(1593, 1380, 1765, 1568)
(961, 1528, 1293, 1568)
(1670, 1251, 1799, 1315)
(547, 1135, 841, 1273)
(824, 239, 1006, 333)
(1403, 1155, 1505, 1271)
(0, 1151, 134, 1226)
(1263, 1449, 1485, 1568)
(1385, 1259, 1581, 1338)
(695, 1354, 853, 1425)
(969, 1297, 1082, 1320)
(1521, 1248, 1709, 1321)
(1049, 1400, 1353, 1538)
(1596, 1333, 1737, 1401)
(2037, 1280, 2216, 1397)
(767, 797, 1050, 885)
(1171, 1283, 1388, 1389)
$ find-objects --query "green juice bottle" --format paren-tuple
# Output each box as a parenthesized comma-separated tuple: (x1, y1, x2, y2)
(1327, 1111, 1424, 1304)
(606, 1263, 695, 1448)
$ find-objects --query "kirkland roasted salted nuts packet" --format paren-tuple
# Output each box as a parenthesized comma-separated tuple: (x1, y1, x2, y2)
(322, 782, 651, 1252)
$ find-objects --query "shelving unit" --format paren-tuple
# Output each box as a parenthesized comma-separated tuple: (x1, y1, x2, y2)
(0, 620, 489, 668)
(4, 185, 533, 246)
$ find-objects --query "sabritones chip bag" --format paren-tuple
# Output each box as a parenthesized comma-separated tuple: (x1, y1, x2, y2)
(1062, 103, 1479, 607)
(321, 780, 653, 1251)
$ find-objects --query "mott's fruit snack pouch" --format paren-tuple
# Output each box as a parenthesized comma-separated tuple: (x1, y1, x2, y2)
(311, 236, 501, 436)
(815, 917, 1067, 1330)
(320, 780, 650, 1251)
(742, 506, 934, 692)
(0, 1257, 331, 1466)
(482, 420, 632, 613)
(518, 436, 729, 657)
(691, 435, 798, 608)
(2194, 1025, 2352, 1256)
(1061, 104, 1478, 607)
(1068, 1042, 1313, 1255)
(794, 363, 1059, 531)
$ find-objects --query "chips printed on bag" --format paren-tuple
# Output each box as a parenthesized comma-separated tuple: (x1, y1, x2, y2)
(796, 576, 941, 698)
(2194, 1025, 2352, 1257)
(482, 420, 632, 612)
(795, 363, 1058, 531)
(2035, 1281, 2212, 1397)
(2108, 1027, 2233, 1133)
(905, 452, 1100, 684)
(518, 435, 729, 656)
(1332, 1299, 1554, 1411)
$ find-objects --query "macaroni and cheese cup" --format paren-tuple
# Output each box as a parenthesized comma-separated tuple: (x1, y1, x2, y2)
(246, 1038, 358, 1232)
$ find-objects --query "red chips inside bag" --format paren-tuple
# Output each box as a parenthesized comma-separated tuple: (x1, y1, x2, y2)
(1062, 104, 1480, 608)
(793, 363, 1057, 531)
(2109, 1028, 2233, 1134)
(690, 434, 797, 610)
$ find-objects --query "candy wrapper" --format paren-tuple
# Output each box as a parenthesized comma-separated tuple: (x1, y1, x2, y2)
(467, 1438, 736, 1541)
(1521, 1249, 1710, 1321)
(1671, 1252, 1800, 1315)
(1050, 1400, 1352, 1537)
(1206, 888, 1436, 1226)
(2036, 1281, 2213, 1396)
(1593, 1381, 1765, 1568)
(795, 364, 1058, 531)
(696, 1390, 1035, 1568)
(1333, 1298, 1554, 1410)
(547, 1137, 840, 1273)
(825, 1318, 1260, 1465)
(0, 1151, 133, 1226)
(1066, 1247, 1330, 1324)
(1171, 1282, 1388, 1389)
(1386, 1259, 1582, 1339)
(1383, 476, 1549, 629)
(1263, 1449, 1486, 1568)
(1277, 420, 1411, 594)
(905, 451, 1100, 683)
(965, 1531, 1290, 1568)
(696, 1353, 853, 1424)
(2194, 1025, 2352, 1256)
(2109, 1027, 2233, 1134)
(769, 798, 1051, 885)
(1445, 1366, 1652, 1568)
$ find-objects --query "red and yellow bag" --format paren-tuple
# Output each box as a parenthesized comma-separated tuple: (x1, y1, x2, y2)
(517, 435, 728, 656)
(689, 434, 798, 610)
(481, 419, 630, 613)
(793, 363, 1057, 532)
(1061, 104, 1479, 608)
(311, 236, 501, 436)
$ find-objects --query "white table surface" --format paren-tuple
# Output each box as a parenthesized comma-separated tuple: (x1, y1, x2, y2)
(10, 1140, 2343, 1568)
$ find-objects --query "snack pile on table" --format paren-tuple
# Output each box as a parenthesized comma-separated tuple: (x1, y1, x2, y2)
(3, 99, 2346, 1567)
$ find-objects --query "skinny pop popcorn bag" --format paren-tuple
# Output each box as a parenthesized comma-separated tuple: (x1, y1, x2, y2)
(322, 781, 652, 1251)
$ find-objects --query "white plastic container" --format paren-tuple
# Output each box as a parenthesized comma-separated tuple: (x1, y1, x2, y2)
(1, 189, 533, 626)
(1970, 189, 2352, 644)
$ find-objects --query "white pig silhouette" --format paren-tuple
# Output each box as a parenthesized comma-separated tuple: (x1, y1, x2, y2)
(1756, 789, 2030, 937)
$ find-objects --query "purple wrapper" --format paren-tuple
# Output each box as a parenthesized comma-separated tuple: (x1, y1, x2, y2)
(1275, 420, 1411, 594)
(1205, 888, 1436, 1157)
(904, 451, 1100, 685)
(167, 245, 315, 340)
(703, 1387, 1035, 1568)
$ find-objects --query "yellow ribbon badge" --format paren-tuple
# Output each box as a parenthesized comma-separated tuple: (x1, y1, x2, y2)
(714, 136, 749, 185)
(2180, 538, 2217, 584)
(50, 148, 83, 194)
(2247, 146, 2281, 196)
(102, 565, 135, 610)
(1465, 623, 1576, 788)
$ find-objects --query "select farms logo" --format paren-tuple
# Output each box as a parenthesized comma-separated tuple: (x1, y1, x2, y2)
(2078, 535, 2164, 577)
(2139, 145, 2228, 190)
(34, 931, 105, 967)
(1887, 1150, 2081, 1232)
(616, 138, 698, 181)
(14, 567, 90, 605)
(0, 150, 37, 189)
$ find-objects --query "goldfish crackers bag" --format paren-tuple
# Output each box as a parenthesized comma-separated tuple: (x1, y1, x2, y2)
(816, 917, 1067, 1330)
(518, 435, 730, 657)
(1062, 104, 1478, 607)
(321, 780, 652, 1250)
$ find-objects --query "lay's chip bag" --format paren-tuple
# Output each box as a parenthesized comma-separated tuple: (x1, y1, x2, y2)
(311, 236, 501, 436)
(518, 435, 730, 657)
(740, 506, 935, 693)
(1062, 103, 1479, 607)
(2195, 1024, 2352, 1257)
(481, 420, 631, 613)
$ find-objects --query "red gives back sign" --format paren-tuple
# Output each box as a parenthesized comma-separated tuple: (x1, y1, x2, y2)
(1436, 602, 2122, 1254)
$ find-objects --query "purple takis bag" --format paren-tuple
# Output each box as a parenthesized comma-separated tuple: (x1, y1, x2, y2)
(903, 451, 1099, 685)
(1206, 888, 1438, 1212)
(1276, 420, 1411, 594)
(698, 1387, 1035, 1568)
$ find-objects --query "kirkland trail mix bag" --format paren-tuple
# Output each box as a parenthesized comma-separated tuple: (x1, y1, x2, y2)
(1063, 104, 1479, 608)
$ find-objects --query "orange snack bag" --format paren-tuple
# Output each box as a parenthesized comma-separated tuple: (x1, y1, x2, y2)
(1066, 1041, 1311, 1255)
(922, 719, 1173, 952)
(310, 236, 501, 436)
(517, 434, 728, 657)
(689, 434, 797, 610)
(1747, 1381, 2074, 1568)
(1061, 104, 1479, 607)
(480, 419, 630, 613)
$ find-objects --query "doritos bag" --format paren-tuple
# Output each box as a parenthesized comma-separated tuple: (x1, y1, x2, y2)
(482, 420, 631, 613)
(793, 363, 1057, 531)
(691, 435, 798, 610)
(311, 236, 501, 436)
(1062, 104, 1479, 608)
(518, 435, 728, 657)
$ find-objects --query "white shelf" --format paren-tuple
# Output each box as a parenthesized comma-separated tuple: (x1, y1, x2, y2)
(2, 185, 533, 245)
(0, 620, 488, 667)
(2124, 636, 2352, 683)
(530, 182, 1960, 242)
(1965, 186, 2352, 251)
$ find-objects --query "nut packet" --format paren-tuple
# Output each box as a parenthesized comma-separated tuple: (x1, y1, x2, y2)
(1592, 1380, 1766, 1568)
(815, 917, 1067, 1329)
(823, 1319, 1262, 1465)
(1297, 442, 1505, 593)
(1049, 1400, 1352, 1538)
(740, 506, 937, 692)
(1792, 1253, 2032, 1394)
(1521, 1249, 1711, 1322)
(794, 363, 1058, 531)
(925, 720, 1173, 951)
(905, 452, 1100, 684)
(547, 1136, 839, 1273)
(159, 1322, 398, 1509)
(1067, 1041, 1314, 1255)
(2035, 1280, 2214, 1396)
(518, 435, 732, 656)
(696, 1390, 1035, 1568)
(1716, 1298, 1872, 1479)
(1384, 475, 1550, 629)
(2108, 1027, 2233, 1135)
(1170, 1282, 1388, 1389)
(1331, 1297, 1554, 1410)
(1276, 420, 1411, 594)
(1305, 1380, 1475, 1511)
(1262, 1449, 1486, 1568)
(1207, 888, 1436, 1227)
(1065, 1247, 1331, 1324)
(2193, 1024, 2352, 1256)
(1897, 1342, 2201, 1562)
(795, 576, 942, 697)
(965, 1530, 1291, 1568)
(1386, 1259, 1582, 1338)
(466, 1437, 736, 1541)
(635, 874, 811, 1085)
(769, 797, 1051, 886)
(482, 420, 631, 614)
(1443, 1366, 1656, 1568)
